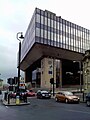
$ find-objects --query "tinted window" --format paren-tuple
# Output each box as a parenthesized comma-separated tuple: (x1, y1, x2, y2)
(64, 92, 73, 96)
(87, 93, 90, 96)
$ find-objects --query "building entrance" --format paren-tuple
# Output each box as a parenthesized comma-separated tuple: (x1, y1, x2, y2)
(62, 59, 83, 87)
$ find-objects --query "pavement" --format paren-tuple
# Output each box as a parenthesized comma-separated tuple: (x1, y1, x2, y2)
(0, 91, 30, 106)
(2, 99, 30, 106)
(1, 95, 85, 106)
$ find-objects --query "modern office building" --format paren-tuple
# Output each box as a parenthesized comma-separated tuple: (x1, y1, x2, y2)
(20, 8, 90, 89)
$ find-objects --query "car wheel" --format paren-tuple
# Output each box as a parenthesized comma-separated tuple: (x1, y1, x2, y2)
(37, 95, 39, 99)
(40, 95, 43, 99)
(55, 97, 58, 102)
(77, 100, 80, 104)
(86, 101, 90, 106)
(65, 99, 68, 103)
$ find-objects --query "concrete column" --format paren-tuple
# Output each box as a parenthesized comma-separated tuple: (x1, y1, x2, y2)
(60, 60, 62, 88)
(41, 57, 55, 89)
(53, 58, 56, 89)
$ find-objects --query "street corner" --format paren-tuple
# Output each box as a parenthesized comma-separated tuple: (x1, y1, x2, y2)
(2, 100, 30, 106)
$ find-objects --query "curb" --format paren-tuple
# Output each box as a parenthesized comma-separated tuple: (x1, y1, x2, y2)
(2, 100, 30, 106)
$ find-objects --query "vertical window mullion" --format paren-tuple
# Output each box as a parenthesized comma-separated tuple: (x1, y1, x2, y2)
(61, 19, 63, 47)
(50, 14, 51, 46)
(43, 12, 45, 44)
(70, 22, 71, 50)
(84, 29, 85, 50)
(51, 14, 53, 46)
(40, 11, 41, 43)
(69, 22, 71, 50)
(53, 15, 55, 46)
(65, 20, 66, 49)
(59, 17, 61, 47)
(56, 17, 58, 47)
(47, 13, 48, 45)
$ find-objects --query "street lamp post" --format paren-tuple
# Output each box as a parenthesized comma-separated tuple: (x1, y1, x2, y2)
(53, 58, 55, 96)
(0, 73, 1, 79)
(16, 32, 24, 92)
(79, 61, 82, 92)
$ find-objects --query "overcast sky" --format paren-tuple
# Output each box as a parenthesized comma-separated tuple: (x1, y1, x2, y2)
(0, 0, 90, 83)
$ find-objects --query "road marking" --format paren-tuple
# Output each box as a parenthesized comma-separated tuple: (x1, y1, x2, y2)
(65, 109, 90, 114)
(5, 106, 8, 108)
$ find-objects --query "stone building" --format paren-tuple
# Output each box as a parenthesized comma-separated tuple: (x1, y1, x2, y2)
(83, 50, 90, 93)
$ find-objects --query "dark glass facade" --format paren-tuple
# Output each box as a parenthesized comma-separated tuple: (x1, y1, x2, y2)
(21, 8, 90, 62)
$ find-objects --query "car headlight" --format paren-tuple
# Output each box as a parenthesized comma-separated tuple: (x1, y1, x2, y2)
(42, 94, 45, 96)
(49, 94, 51, 96)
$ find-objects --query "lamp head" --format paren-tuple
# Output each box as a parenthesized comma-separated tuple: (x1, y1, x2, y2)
(19, 33, 24, 39)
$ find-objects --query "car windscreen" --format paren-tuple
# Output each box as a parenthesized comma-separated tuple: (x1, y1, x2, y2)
(87, 93, 90, 96)
(29, 90, 33, 92)
(41, 91, 49, 94)
(20, 89, 26, 92)
(64, 92, 73, 96)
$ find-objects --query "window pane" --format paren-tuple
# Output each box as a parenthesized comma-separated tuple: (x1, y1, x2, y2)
(41, 16, 43, 24)
(48, 18, 50, 27)
(48, 31, 50, 39)
(66, 37, 68, 44)
(45, 17, 47, 25)
(61, 23, 62, 31)
(41, 29, 43, 37)
(51, 20, 53, 27)
(51, 32, 53, 40)
(36, 28, 40, 37)
(54, 33, 56, 41)
(57, 22, 59, 30)
(44, 30, 47, 39)
(36, 14, 40, 23)
(63, 24, 65, 32)
(54, 21, 56, 29)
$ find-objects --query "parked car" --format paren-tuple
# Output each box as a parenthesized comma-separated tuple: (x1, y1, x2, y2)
(55, 91, 80, 103)
(10, 89, 27, 100)
(26, 89, 36, 97)
(37, 90, 51, 99)
(86, 92, 90, 106)
(9, 92, 16, 98)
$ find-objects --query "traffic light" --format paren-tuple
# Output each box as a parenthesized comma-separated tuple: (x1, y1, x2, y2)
(7, 77, 18, 85)
(7, 78, 14, 85)
(9, 86, 13, 91)
(14, 77, 18, 84)
(50, 78, 54, 84)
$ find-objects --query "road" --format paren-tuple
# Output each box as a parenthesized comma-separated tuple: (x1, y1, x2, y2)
(0, 97, 90, 120)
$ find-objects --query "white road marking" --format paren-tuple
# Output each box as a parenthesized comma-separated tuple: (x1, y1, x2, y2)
(5, 106, 8, 108)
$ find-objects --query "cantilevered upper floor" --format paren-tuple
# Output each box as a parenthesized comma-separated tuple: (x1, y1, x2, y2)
(20, 8, 90, 71)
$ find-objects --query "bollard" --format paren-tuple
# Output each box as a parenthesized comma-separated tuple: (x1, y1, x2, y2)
(83, 92, 84, 102)
(16, 96, 20, 104)
(23, 93, 27, 103)
(4, 92, 8, 101)
(8, 94, 10, 104)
